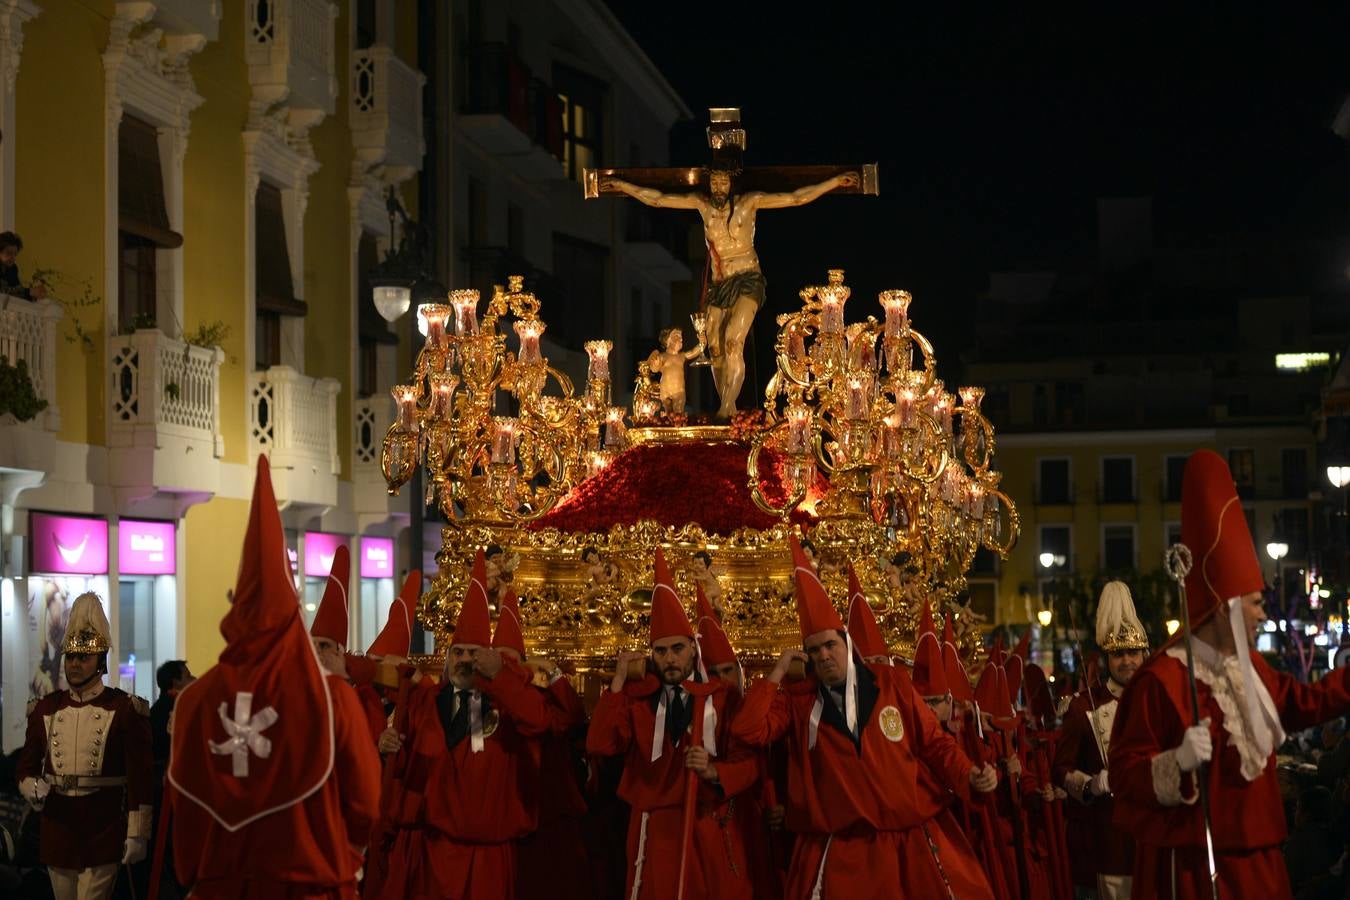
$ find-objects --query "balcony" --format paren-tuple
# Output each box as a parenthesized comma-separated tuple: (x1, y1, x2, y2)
(245, 0, 338, 115)
(150, 0, 222, 42)
(249, 366, 341, 509)
(459, 43, 564, 179)
(353, 395, 402, 529)
(107, 329, 225, 505)
(351, 45, 424, 182)
(0, 294, 61, 473)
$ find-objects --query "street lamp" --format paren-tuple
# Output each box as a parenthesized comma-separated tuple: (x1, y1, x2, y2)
(1038, 551, 1065, 569)
(1327, 465, 1350, 489)
(369, 187, 427, 323)
(1267, 516, 1290, 657)
(1036, 607, 1053, 627)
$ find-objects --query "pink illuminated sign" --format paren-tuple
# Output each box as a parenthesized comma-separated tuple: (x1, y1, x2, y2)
(30, 513, 109, 575)
(304, 532, 349, 577)
(119, 519, 176, 575)
(360, 537, 394, 579)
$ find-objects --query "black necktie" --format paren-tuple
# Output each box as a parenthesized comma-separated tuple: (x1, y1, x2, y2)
(438, 688, 472, 750)
(664, 687, 689, 746)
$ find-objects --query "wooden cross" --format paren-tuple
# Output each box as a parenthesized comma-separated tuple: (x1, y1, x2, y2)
(582, 107, 878, 200)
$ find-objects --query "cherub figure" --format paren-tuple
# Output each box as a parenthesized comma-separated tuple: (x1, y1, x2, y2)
(690, 550, 726, 619)
(646, 327, 704, 415)
(484, 544, 520, 607)
(580, 545, 619, 603)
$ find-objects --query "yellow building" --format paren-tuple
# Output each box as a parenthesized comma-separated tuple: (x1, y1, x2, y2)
(0, 0, 425, 750)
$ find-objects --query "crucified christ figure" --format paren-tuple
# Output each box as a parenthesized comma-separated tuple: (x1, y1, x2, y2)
(601, 166, 858, 420)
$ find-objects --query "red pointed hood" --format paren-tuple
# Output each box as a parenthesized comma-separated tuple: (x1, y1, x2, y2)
(367, 571, 418, 657)
(791, 536, 842, 639)
(649, 547, 693, 643)
(911, 596, 948, 697)
(309, 544, 350, 647)
(492, 589, 526, 658)
(1022, 660, 1056, 727)
(845, 566, 887, 659)
(1005, 629, 1031, 708)
(973, 637, 1015, 725)
(940, 617, 974, 702)
(694, 582, 736, 666)
(452, 549, 492, 647)
(169, 455, 335, 831)
(1181, 448, 1264, 629)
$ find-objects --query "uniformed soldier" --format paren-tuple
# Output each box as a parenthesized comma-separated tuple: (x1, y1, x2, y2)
(17, 591, 153, 900)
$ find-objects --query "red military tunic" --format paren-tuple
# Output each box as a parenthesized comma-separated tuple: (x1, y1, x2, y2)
(1111, 645, 1350, 899)
(377, 661, 549, 900)
(732, 663, 994, 900)
(517, 675, 592, 900)
(171, 674, 382, 899)
(17, 683, 154, 870)
(1053, 682, 1133, 888)
(586, 677, 759, 900)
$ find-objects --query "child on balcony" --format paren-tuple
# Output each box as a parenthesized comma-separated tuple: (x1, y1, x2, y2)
(0, 233, 47, 302)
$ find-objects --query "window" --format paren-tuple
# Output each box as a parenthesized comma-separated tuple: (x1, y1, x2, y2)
(982, 387, 1010, 427)
(1165, 521, 1182, 551)
(1279, 507, 1309, 557)
(255, 181, 305, 370)
(1038, 458, 1071, 504)
(1228, 448, 1255, 500)
(1039, 525, 1071, 572)
(970, 546, 998, 576)
(965, 581, 998, 626)
(118, 114, 182, 330)
(355, 0, 378, 49)
(1101, 456, 1135, 503)
(1055, 381, 1083, 425)
(1164, 454, 1188, 503)
(118, 232, 157, 332)
(1102, 524, 1136, 571)
(359, 342, 378, 398)
(555, 64, 605, 183)
(551, 233, 608, 348)
(1281, 447, 1308, 499)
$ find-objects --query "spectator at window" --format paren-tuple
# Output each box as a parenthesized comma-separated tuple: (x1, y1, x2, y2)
(0, 232, 47, 301)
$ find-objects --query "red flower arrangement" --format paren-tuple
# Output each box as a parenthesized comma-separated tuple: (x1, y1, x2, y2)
(529, 440, 825, 535)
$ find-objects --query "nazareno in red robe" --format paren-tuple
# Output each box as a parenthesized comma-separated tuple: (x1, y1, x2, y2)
(732, 663, 995, 900)
(585, 675, 759, 900)
(1110, 647, 1350, 900)
(171, 674, 382, 900)
(516, 675, 592, 900)
(374, 660, 549, 900)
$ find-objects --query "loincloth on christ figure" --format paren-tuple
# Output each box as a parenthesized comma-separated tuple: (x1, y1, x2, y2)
(704, 270, 767, 311)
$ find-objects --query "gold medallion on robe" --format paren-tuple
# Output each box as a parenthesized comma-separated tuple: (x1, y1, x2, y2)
(481, 709, 500, 739)
(879, 705, 904, 742)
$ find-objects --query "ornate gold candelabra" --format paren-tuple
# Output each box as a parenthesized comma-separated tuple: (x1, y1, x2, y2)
(380, 275, 623, 524)
(748, 268, 1019, 593)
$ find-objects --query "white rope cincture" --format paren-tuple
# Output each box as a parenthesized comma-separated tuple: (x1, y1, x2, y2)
(810, 835, 834, 900)
(629, 811, 650, 900)
(209, 692, 279, 777)
(469, 692, 486, 753)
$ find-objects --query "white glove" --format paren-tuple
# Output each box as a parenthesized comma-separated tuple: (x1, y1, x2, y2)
(1174, 719, 1213, 773)
(122, 837, 148, 865)
(18, 777, 48, 810)
(1063, 770, 1091, 802)
(1088, 769, 1110, 797)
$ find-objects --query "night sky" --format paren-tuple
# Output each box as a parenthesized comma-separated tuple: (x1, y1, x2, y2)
(603, 3, 1350, 374)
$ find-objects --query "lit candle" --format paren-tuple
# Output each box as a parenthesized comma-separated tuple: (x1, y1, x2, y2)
(515, 319, 545, 365)
(895, 387, 917, 426)
(585, 340, 613, 383)
(604, 407, 627, 448)
(958, 386, 984, 413)
(390, 384, 419, 434)
(427, 373, 457, 418)
(846, 374, 872, 420)
(449, 289, 479, 336)
(878, 290, 911, 338)
(587, 450, 610, 478)
(491, 417, 518, 464)
(820, 296, 845, 335)
(419, 304, 451, 350)
(786, 405, 812, 454)
(882, 413, 902, 458)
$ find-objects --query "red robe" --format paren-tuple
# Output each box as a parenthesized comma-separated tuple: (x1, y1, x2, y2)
(376, 661, 549, 900)
(732, 664, 994, 900)
(345, 654, 392, 746)
(516, 676, 592, 900)
(1052, 683, 1133, 887)
(585, 677, 759, 900)
(17, 685, 154, 871)
(172, 675, 382, 899)
(955, 716, 1015, 900)
(1111, 647, 1350, 899)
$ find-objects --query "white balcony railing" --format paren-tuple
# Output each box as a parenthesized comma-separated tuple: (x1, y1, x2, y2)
(353, 395, 392, 474)
(108, 329, 225, 453)
(152, 0, 222, 42)
(250, 365, 341, 477)
(350, 45, 425, 178)
(0, 293, 62, 430)
(245, 0, 338, 114)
